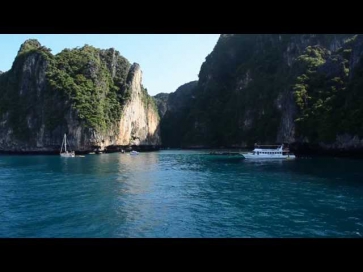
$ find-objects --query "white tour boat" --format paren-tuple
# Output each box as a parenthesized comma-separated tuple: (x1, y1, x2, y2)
(243, 144, 295, 159)
(60, 134, 75, 157)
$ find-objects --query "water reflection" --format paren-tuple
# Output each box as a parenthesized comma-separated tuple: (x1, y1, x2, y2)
(1, 151, 363, 237)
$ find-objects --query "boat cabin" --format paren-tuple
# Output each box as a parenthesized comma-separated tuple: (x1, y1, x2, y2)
(252, 144, 292, 156)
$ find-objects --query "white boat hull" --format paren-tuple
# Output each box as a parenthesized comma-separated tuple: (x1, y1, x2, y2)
(60, 153, 75, 157)
(243, 153, 295, 159)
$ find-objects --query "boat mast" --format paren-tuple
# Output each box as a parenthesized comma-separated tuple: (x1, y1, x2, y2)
(60, 134, 65, 153)
(64, 134, 67, 152)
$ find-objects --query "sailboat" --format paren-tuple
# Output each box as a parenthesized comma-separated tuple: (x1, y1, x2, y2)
(60, 134, 75, 157)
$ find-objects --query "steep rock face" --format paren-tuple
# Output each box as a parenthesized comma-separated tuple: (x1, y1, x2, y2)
(166, 81, 197, 112)
(159, 81, 197, 147)
(118, 64, 160, 145)
(159, 34, 363, 153)
(288, 35, 363, 153)
(153, 93, 169, 118)
(0, 45, 53, 151)
(196, 34, 354, 147)
(349, 35, 363, 77)
(0, 40, 160, 152)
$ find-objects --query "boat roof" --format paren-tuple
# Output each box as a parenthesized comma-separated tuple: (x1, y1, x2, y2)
(254, 148, 282, 151)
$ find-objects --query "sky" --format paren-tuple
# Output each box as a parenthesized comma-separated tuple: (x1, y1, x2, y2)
(0, 34, 220, 96)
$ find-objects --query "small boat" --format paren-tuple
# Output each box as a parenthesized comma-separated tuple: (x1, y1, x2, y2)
(243, 144, 295, 159)
(129, 150, 139, 155)
(60, 134, 75, 157)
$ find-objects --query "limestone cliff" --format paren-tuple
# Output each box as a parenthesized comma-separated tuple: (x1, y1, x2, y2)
(159, 81, 197, 147)
(0, 40, 160, 153)
(157, 34, 363, 155)
(118, 64, 160, 146)
(153, 93, 169, 118)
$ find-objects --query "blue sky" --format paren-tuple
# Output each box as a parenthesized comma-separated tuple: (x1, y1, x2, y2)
(0, 34, 220, 96)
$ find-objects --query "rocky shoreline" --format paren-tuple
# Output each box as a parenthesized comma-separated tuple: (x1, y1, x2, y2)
(0, 145, 161, 155)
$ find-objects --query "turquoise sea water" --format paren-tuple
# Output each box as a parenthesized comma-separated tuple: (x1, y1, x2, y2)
(0, 150, 362, 237)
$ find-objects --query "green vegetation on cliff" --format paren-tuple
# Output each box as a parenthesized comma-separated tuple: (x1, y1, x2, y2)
(161, 35, 297, 147)
(0, 40, 160, 144)
(292, 35, 363, 143)
(46, 45, 131, 131)
(141, 86, 159, 118)
(0, 44, 53, 140)
(158, 34, 362, 148)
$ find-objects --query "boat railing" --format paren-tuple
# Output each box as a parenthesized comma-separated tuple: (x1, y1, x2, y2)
(254, 145, 283, 150)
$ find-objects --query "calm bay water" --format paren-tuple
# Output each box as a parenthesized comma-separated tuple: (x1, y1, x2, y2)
(0, 150, 363, 238)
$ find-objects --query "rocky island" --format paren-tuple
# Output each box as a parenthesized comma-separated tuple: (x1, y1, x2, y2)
(0, 40, 160, 154)
(155, 34, 363, 157)
(2, 35, 363, 157)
